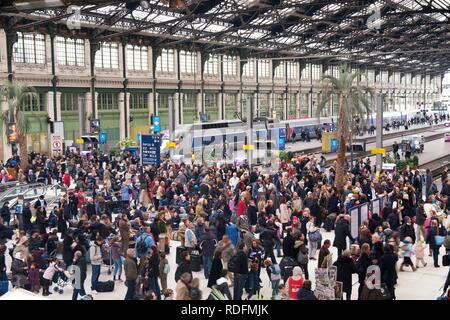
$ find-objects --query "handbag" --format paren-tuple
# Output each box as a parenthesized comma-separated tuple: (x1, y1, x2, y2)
(435, 235, 445, 246)
(443, 254, 450, 267)
(308, 229, 322, 242)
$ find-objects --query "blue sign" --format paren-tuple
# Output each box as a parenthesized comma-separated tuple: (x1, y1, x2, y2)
(99, 131, 107, 144)
(278, 128, 286, 151)
(140, 134, 161, 166)
(331, 138, 338, 153)
(153, 115, 161, 133)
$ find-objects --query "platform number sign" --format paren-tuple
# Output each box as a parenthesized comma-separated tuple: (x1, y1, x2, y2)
(140, 134, 161, 167)
(99, 131, 107, 144)
(153, 115, 161, 133)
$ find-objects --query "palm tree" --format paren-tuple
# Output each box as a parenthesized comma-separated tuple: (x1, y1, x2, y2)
(316, 66, 373, 190)
(1, 81, 38, 168)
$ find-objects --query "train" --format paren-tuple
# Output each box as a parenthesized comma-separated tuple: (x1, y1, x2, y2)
(161, 108, 448, 159)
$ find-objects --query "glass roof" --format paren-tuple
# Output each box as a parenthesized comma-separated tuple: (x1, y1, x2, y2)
(5, 0, 449, 73)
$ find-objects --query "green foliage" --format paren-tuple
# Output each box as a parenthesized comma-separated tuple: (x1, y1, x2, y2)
(279, 151, 294, 162)
(384, 154, 419, 171)
(0, 81, 37, 144)
(316, 64, 374, 138)
(118, 138, 137, 149)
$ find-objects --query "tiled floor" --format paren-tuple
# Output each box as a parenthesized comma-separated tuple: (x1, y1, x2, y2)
(3, 226, 449, 300)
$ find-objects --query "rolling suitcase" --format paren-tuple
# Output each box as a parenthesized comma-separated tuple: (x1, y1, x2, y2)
(176, 246, 187, 265)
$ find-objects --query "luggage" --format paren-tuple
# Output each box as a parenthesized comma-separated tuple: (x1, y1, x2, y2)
(96, 280, 115, 292)
(176, 246, 187, 265)
(0, 281, 9, 296)
(190, 250, 201, 272)
(443, 254, 450, 267)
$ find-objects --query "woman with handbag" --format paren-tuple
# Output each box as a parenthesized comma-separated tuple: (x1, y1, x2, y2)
(426, 219, 446, 267)
(306, 216, 321, 260)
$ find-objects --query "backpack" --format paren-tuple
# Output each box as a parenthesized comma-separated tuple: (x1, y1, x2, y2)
(297, 245, 309, 265)
(227, 254, 240, 273)
(136, 235, 148, 255)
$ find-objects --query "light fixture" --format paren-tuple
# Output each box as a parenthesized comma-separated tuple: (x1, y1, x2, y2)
(14, 0, 64, 10)
(140, 0, 150, 10)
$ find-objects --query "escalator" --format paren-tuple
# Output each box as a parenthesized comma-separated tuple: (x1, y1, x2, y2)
(0, 183, 62, 210)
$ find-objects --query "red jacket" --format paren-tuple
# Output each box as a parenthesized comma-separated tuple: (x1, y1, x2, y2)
(237, 199, 247, 217)
(63, 173, 71, 188)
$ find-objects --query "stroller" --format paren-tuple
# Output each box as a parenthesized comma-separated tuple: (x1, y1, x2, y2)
(101, 235, 114, 275)
(51, 269, 70, 294)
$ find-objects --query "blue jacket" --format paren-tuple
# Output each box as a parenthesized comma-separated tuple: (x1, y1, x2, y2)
(135, 232, 154, 257)
(121, 185, 131, 201)
(226, 223, 239, 247)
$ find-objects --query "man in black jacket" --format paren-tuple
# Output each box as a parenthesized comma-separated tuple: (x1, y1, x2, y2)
(199, 228, 217, 279)
(333, 215, 355, 257)
(233, 242, 248, 300)
(415, 200, 427, 241)
(175, 251, 192, 282)
(22, 202, 32, 232)
(247, 200, 258, 226)
(399, 216, 416, 243)
(259, 221, 277, 263)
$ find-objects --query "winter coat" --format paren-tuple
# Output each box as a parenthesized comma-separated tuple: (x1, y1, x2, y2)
(297, 288, 318, 300)
(175, 260, 192, 282)
(333, 255, 357, 294)
(199, 233, 217, 257)
(379, 253, 398, 286)
(333, 218, 354, 250)
(207, 257, 223, 288)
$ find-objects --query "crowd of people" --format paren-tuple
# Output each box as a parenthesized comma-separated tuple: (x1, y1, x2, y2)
(0, 139, 449, 301)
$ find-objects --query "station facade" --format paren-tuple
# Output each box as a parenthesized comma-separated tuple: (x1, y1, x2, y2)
(0, 28, 443, 159)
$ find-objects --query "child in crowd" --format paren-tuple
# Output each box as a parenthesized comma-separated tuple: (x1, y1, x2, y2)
(275, 284, 289, 300)
(400, 237, 416, 272)
(27, 263, 41, 293)
(413, 240, 427, 268)
(245, 262, 262, 300)
(42, 259, 64, 296)
(159, 252, 169, 292)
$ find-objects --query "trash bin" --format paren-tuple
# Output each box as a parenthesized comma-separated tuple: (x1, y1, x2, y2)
(190, 250, 201, 272)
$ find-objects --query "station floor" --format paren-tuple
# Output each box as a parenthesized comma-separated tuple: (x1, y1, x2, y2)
(3, 224, 449, 300)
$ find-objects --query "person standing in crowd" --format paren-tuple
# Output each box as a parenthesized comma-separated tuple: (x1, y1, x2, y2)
(111, 236, 123, 281)
(333, 215, 355, 256)
(71, 250, 87, 300)
(356, 243, 372, 300)
(426, 219, 446, 268)
(297, 280, 317, 300)
(379, 245, 398, 300)
(333, 249, 357, 300)
(89, 236, 104, 294)
(199, 227, 217, 279)
(285, 266, 304, 300)
(124, 248, 138, 300)
(119, 214, 131, 255)
(232, 242, 249, 300)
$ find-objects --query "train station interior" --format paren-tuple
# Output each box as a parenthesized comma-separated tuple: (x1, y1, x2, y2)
(0, 0, 449, 302)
